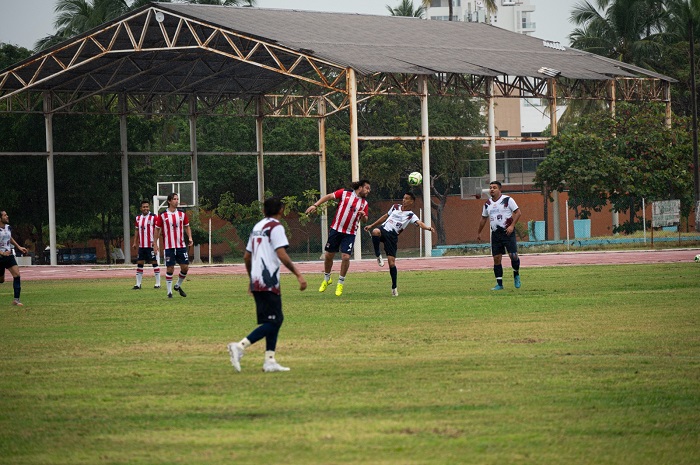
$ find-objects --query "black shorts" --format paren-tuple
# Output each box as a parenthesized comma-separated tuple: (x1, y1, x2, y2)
(378, 227, 399, 258)
(491, 228, 518, 256)
(0, 254, 18, 273)
(325, 228, 356, 255)
(164, 248, 189, 267)
(136, 247, 157, 262)
(253, 291, 284, 326)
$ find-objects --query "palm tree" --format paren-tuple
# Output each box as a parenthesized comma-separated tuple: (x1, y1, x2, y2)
(568, 0, 665, 68)
(387, 0, 425, 17)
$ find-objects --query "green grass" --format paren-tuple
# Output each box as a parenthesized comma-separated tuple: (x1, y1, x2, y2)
(1, 264, 699, 465)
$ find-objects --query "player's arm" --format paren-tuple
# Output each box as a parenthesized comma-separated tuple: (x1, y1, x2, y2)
(185, 224, 194, 247)
(415, 220, 436, 233)
(131, 229, 139, 249)
(10, 237, 27, 255)
(364, 213, 388, 232)
(152, 226, 161, 254)
(476, 216, 488, 242)
(305, 192, 336, 215)
(506, 208, 522, 236)
(243, 250, 252, 277)
(276, 247, 307, 291)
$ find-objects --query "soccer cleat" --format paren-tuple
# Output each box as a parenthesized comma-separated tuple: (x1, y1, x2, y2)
(167, 293, 173, 299)
(377, 255, 385, 267)
(154, 285, 161, 289)
(318, 278, 332, 292)
(335, 283, 344, 296)
(391, 288, 399, 297)
(263, 360, 290, 372)
(174, 286, 187, 297)
(227, 342, 244, 372)
(491, 284, 505, 291)
(12, 299, 23, 307)
(514, 274, 521, 289)
(132, 285, 141, 290)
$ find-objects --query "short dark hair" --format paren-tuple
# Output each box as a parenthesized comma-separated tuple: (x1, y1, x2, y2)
(264, 197, 284, 217)
(404, 192, 416, 201)
(167, 192, 178, 202)
(140, 200, 150, 206)
(352, 179, 370, 190)
(490, 181, 502, 188)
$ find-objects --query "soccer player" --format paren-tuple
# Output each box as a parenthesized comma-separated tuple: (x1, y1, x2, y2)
(364, 192, 435, 296)
(304, 180, 370, 296)
(131, 200, 161, 290)
(476, 181, 522, 290)
(227, 197, 307, 373)
(0, 210, 28, 306)
(153, 193, 193, 299)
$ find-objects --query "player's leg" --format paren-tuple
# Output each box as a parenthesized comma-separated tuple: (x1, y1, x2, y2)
(383, 233, 399, 295)
(507, 237, 521, 288)
(370, 228, 384, 266)
(320, 230, 341, 292)
(8, 264, 22, 306)
(134, 255, 145, 289)
(491, 236, 505, 290)
(174, 250, 189, 297)
(335, 234, 355, 296)
(149, 248, 161, 288)
(164, 249, 176, 297)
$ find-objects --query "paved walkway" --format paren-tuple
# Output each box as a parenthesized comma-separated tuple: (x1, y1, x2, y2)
(17, 248, 699, 281)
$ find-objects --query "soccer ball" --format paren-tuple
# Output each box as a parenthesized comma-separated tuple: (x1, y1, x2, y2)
(408, 171, 423, 186)
(695, 254, 700, 263)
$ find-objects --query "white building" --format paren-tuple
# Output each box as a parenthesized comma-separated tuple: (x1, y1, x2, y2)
(426, 0, 562, 137)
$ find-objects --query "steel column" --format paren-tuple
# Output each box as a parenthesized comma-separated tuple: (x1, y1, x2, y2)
(549, 78, 560, 240)
(487, 78, 496, 182)
(43, 93, 57, 265)
(347, 68, 362, 261)
(256, 96, 265, 203)
(120, 94, 131, 263)
(189, 95, 200, 262)
(318, 98, 328, 254)
(420, 75, 433, 256)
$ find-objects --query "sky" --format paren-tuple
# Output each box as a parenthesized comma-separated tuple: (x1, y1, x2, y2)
(0, 0, 579, 51)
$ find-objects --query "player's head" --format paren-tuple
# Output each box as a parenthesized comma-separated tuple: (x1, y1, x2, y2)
(264, 197, 284, 218)
(140, 200, 150, 214)
(402, 192, 416, 208)
(352, 179, 371, 198)
(0, 211, 7, 225)
(489, 181, 502, 199)
(167, 193, 179, 208)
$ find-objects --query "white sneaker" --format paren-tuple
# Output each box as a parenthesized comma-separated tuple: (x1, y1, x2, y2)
(263, 360, 290, 372)
(377, 255, 385, 267)
(391, 288, 399, 297)
(227, 342, 244, 372)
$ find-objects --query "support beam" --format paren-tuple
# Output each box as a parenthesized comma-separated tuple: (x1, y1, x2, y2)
(43, 93, 57, 265)
(189, 94, 201, 263)
(420, 75, 433, 256)
(256, 96, 265, 203)
(609, 80, 619, 233)
(549, 78, 560, 241)
(318, 98, 328, 254)
(119, 94, 131, 263)
(347, 67, 362, 261)
(487, 78, 496, 182)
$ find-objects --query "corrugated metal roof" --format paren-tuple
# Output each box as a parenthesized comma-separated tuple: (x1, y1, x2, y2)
(157, 3, 672, 81)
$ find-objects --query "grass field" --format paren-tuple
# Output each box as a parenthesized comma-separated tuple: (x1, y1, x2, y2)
(1, 263, 699, 465)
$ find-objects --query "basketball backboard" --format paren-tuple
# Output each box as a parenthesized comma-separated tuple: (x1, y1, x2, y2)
(154, 181, 196, 212)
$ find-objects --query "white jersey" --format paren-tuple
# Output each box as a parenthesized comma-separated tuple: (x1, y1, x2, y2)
(382, 204, 419, 235)
(482, 195, 519, 231)
(246, 217, 289, 295)
(0, 224, 12, 253)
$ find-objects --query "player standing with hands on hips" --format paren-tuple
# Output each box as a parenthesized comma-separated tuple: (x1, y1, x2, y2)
(0, 211, 28, 306)
(477, 181, 522, 291)
(131, 200, 161, 290)
(153, 193, 193, 299)
(228, 197, 307, 373)
(305, 180, 370, 297)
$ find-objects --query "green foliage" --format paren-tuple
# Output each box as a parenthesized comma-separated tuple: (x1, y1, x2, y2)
(214, 191, 263, 244)
(0, 42, 31, 69)
(535, 103, 694, 221)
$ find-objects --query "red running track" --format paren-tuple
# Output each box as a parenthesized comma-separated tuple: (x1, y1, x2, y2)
(17, 248, 699, 281)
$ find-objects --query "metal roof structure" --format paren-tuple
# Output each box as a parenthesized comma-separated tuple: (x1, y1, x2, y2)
(0, 3, 676, 264)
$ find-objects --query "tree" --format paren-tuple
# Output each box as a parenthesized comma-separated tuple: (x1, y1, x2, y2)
(387, 0, 425, 18)
(535, 103, 694, 229)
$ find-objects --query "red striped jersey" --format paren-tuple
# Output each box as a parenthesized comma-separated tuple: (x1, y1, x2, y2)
(134, 213, 157, 248)
(155, 209, 189, 250)
(330, 188, 368, 235)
